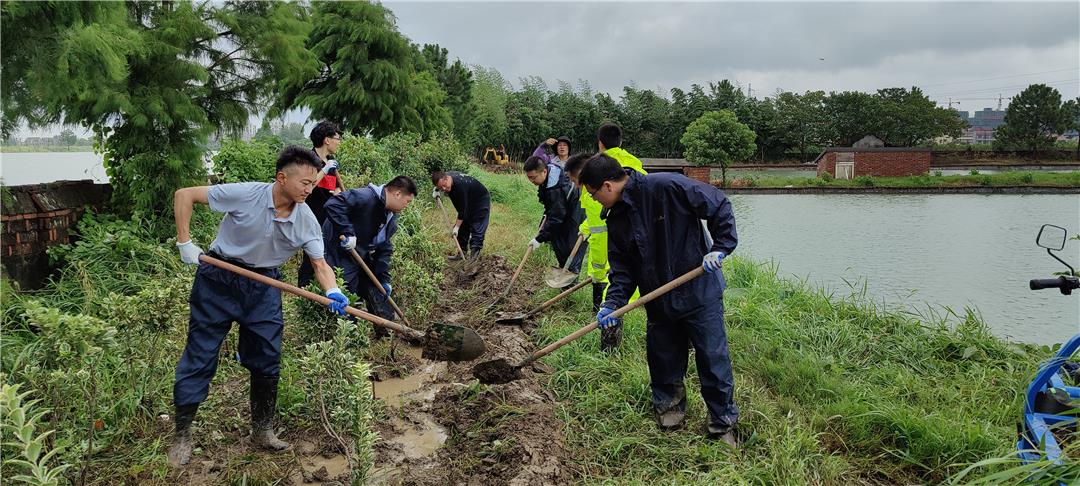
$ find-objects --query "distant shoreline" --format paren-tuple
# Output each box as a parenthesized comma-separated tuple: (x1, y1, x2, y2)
(1, 146, 95, 153)
(721, 185, 1080, 195)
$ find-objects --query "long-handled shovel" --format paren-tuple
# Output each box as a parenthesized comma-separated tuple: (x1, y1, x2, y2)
(544, 234, 585, 288)
(199, 254, 486, 362)
(434, 196, 468, 261)
(339, 236, 412, 327)
(494, 277, 593, 325)
(435, 196, 479, 276)
(484, 216, 547, 313)
(473, 266, 706, 384)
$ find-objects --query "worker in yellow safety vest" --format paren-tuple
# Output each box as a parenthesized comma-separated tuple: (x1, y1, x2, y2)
(563, 122, 645, 352)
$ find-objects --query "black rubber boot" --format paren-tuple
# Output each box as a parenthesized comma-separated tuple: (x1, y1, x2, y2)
(249, 374, 291, 452)
(653, 386, 687, 431)
(591, 283, 605, 313)
(706, 423, 739, 449)
(600, 320, 623, 353)
(167, 403, 199, 467)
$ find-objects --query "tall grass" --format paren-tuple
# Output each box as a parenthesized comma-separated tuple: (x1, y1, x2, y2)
(475, 166, 1063, 484)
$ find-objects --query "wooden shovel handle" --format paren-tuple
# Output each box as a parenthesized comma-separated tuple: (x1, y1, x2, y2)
(435, 197, 467, 259)
(198, 254, 423, 340)
(561, 234, 585, 271)
(504, 245, 533, 296)
(519, 266, 705, 367)
(340, 236, 412, 327)
(527, 277, 593, 317)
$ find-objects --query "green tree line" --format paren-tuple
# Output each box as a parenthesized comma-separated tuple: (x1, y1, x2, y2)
(5, 1, 1075, 220)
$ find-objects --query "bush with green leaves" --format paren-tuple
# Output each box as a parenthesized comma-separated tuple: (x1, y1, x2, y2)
(293, 320, 379, 482)
(211, 138, 281, 183)
(335, 131, 471, 193)
(0, 383, 70, 486)
(855, 175, 876, 187)
(43, 212, 186, 314)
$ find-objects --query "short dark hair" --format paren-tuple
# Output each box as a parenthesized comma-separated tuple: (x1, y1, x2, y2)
(430, 171, 448, 185)
(276, 146, 324, 173)
(309, 121, 342, 148)
(597, 123, 622, 149)
(564, 153, 592, 179)
(386, 175, 418, 196)
(579, 154, 627, 189)
(523, 155, 547, 173)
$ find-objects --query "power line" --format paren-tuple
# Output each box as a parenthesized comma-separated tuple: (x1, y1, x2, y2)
(927, 78, 1080, 98)
(916, 67, 1079, 88)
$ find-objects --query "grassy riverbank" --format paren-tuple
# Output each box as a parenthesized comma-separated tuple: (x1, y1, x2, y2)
(731, 170, 1080, 189)
(470, 169, 1073, 484)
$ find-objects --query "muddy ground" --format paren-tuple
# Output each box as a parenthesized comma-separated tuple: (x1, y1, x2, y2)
(369, 254, 576, 485)
(149, 254, 574, 485)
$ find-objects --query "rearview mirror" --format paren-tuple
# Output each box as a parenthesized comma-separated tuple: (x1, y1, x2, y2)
(1036, 224, 1068, 251)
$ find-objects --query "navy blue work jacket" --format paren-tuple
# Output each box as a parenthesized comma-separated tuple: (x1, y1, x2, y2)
(322, 185, 398, 282)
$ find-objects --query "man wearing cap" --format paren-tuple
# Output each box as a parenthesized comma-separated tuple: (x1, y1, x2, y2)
(533, 135, 572, 168)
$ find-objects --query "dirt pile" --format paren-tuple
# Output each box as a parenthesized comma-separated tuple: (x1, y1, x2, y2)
(371, 254, 576, 484)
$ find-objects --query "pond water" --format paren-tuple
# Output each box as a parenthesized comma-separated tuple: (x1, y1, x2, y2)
(730, 194, 1080, 345)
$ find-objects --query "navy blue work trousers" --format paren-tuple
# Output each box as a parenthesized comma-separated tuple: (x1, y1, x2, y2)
(340, 257, 394, 323)
(646, 302, 739, 431)
(456, 209, 490, 255)
(173, 262, 284, 407)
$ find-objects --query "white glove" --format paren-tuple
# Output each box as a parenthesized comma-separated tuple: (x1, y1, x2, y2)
(340, 235, 357, 250)
(432, 188, 441, 199)
(703, 251, 726, 273)
(321, 159, 338, 173)
(528, 238, 542, 251)
(176, 240, 204, 265)
(452, 225, 460, 237)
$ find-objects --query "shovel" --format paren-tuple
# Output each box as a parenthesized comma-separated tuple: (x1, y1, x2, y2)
(484, 216, 547, 313)
(495, 277, 593, 325)
(544, 234, 585, 288)
(199, 254, 486, 362)
(339, 235, 412, 327)
(473, 266, 706, 384)
(435, 196, 479, 276)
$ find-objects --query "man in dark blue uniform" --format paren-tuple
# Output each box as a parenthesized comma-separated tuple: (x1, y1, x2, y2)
(322, 176, 417, 336)
(431, 170, 491, 260)
(169, 147, 350, 466)
(580, 153, 740, 447)
(523, 156, 587, 277)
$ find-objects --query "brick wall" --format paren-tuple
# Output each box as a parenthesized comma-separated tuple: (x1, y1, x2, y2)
(682, 166, 710, 182)
(817, 151, 932, 178)
(1, 180, 111, 289)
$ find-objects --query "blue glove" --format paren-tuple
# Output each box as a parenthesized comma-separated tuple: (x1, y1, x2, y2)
(703, 251, 726, 273)
(596, 306, 618, 329)
(325, 287, 349, 315)
(382, 282, 392, 297)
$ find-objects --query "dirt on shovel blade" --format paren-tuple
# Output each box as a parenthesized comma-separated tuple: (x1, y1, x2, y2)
(472, 358, 521, 384)
(421, 323, 486, 362)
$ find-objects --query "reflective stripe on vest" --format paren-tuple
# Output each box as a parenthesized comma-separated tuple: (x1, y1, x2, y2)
(589, 226, 607, 233)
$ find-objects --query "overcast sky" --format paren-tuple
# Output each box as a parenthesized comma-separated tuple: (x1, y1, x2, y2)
(16, 1, 1079, 138)
(386, 1, 1079, 114)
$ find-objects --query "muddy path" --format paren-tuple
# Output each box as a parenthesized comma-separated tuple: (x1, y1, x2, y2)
(369, 254, 576, 485)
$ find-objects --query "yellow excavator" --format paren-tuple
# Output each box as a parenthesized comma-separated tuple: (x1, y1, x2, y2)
(481, 145, 510, 166)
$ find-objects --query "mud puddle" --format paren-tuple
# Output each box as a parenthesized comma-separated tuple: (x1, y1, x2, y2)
(370, 254, 576, 485)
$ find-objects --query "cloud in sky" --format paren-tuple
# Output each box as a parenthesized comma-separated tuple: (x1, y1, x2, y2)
(385, 1, 1079, 113)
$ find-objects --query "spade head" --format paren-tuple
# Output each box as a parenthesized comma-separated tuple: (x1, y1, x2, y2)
(421, 322, 486, 362)
(472, 358, 521, 384)
(494, 311, 528, 325)
(544, 268, 577, 288)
